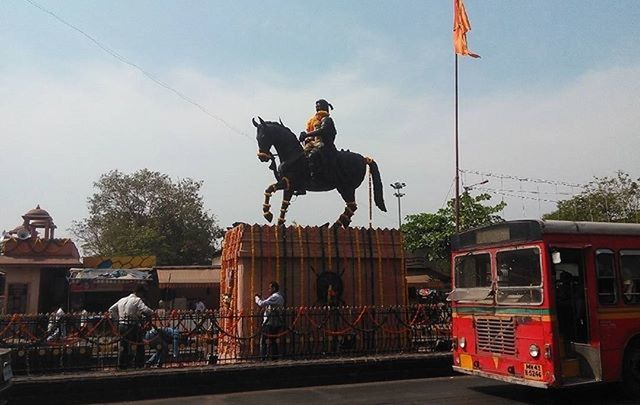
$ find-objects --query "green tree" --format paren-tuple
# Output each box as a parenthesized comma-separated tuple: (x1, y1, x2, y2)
(402, 192, 506, 266)
(72, 169, 223, 265)
(543, 171, 640, 222)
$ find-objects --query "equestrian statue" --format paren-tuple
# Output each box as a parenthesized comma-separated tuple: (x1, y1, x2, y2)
(253, 99, 386, 227)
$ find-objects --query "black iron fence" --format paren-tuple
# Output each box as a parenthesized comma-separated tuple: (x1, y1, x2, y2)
(0, 299, 450, 375)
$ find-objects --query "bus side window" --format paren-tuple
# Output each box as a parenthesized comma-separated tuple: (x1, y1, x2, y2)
(595, 249, 616, 305)
(620, 250, 640, 305)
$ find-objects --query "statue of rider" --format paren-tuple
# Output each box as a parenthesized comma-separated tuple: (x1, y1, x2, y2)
(299, 99, 337, 184)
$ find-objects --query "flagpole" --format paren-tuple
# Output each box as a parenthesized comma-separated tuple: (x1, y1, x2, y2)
(453, 0, 478, 233)
(455, 54, 460, 233)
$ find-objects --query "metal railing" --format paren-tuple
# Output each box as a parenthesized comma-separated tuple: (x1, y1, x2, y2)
(0, 300, 451, 375)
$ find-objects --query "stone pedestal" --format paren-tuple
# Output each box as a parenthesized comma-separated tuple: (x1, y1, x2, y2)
(218, 224, 407, 359)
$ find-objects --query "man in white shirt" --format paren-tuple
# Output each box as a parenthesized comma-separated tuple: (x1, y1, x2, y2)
(109, 285, 153, 369)
(46, 305, 66, 342)
(255, 281, 285, 360)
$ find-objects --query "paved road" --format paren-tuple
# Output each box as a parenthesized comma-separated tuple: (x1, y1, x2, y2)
(114, 375, 636, 405)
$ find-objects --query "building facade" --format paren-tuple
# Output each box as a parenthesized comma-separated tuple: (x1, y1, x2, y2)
(0, 206, 81, 314)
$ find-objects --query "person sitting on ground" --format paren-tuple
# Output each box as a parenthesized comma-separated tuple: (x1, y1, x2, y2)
(144, 326, 180, 368)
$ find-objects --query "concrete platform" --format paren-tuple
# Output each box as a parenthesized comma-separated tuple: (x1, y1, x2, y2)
(11, 353, 454, 404)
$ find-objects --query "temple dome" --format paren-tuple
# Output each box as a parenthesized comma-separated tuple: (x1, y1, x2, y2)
(23, 205, 52, 220)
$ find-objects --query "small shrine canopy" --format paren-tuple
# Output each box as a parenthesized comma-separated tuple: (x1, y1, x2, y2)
(156, 266, 220, 289)
(6, 205, 57, 239)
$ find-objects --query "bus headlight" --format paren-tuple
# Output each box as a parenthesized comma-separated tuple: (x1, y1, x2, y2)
(529, 344, 540, 358)
(458, 336, 467, 350)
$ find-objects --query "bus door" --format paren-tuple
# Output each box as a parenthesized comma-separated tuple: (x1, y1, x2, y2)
(551, 247, 601, 382)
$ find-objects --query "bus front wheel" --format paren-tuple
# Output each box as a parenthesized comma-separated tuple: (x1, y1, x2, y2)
(623, 343, 640, 397)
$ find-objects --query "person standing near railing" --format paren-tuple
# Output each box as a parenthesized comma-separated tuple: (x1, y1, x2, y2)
(109, 285, 153, 370)
(46, 304, 66, 342)
(255, 281, 284, 360)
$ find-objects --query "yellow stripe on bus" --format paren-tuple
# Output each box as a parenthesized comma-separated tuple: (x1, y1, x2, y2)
(451, 313, 553, 322)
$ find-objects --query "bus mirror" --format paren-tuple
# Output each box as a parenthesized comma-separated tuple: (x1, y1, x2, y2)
(552, 251, 561, 264)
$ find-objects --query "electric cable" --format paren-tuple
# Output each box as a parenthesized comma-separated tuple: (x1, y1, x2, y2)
(24, 0, 252, 141)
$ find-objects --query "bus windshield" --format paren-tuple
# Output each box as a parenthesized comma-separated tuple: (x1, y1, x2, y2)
(451, 253, 493, 302)
(496, 247, 543, 304)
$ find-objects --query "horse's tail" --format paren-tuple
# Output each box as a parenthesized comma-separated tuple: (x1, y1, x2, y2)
(365, 157, 387, 212)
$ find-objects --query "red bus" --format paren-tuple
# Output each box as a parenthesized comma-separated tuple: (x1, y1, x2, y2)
(449, 220, 640, 393)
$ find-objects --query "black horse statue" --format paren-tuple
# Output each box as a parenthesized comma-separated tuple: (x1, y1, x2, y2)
(253, 117, 386, 227)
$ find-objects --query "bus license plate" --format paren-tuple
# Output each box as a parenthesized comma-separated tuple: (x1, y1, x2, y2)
(460, 354, 473, 370)
(524, 363, 543, 380)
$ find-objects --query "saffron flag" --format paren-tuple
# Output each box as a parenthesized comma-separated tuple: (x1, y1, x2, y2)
(453, 0, 480, 58)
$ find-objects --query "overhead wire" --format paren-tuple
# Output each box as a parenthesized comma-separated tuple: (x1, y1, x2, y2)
(459, 167, 589, 216)
(458, 167, 587, 220)
(453, 169, 640, 223)
(476, 187, 576, 196)
(24, 0, 252, 141)
(441, 177, 455, 210)
(460, 168, 581, 188)
(477, 187, 561, 204)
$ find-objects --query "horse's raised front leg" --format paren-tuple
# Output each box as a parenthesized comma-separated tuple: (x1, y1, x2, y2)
(263, 184, 277, 223)
(277, 189, 294, 226)
(263, 177, 291, 223)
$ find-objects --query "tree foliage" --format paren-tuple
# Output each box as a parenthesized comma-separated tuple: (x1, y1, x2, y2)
(72, 169, 223, 265)
(402, 192, 506, 265)
(543, 171, 640, 222)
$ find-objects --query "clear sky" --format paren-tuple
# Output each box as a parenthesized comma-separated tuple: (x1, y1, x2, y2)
(2, 1, 640, 241)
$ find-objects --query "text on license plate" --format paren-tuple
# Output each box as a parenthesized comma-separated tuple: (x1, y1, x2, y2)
(523, 363, 543, 380)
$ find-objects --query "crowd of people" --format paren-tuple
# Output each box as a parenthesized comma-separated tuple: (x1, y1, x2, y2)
(107, 286, 214, 369)
(43, 285, 210, 370)
(43, 282, 281, 370)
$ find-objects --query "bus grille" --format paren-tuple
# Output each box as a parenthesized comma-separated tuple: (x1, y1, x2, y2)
(475, 317, 516, 356)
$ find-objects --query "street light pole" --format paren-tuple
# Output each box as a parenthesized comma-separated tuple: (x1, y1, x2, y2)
(390, 182, 406, 229)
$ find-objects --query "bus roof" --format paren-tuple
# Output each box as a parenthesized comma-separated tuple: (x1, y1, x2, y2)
(451, 220, 640, 251)
(541, 220, 640, 236)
